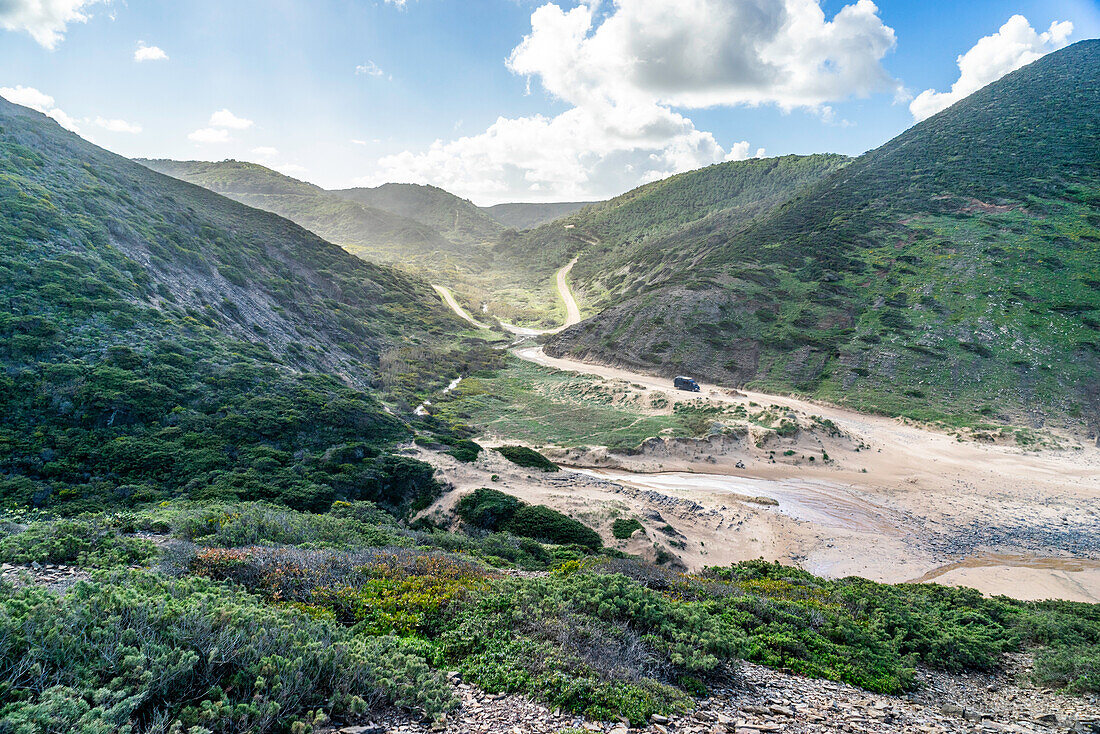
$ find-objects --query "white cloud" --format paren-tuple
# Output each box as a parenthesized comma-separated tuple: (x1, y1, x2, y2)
(134, 41, 168, 62)
(0, 0, 103, 49)
(724, 141, 767, 162)
(0, 84, 80, 131)
(93, 116, 141, 133)
(367, 0, 897, 202)
(187, 127, 230, 144)
(351, 139, 368, 146)
(383, 0, 409, 7)
(508, 0, 899, 112)
(208, 108, 253, 129)
(355, 61, 385, 77)
(251, 146, 279, 160)
(910, 15, 1072, 121)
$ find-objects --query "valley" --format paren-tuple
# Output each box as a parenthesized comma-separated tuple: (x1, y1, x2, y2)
(429, 270, 1100, 603)
(2, 32, 1099, 734)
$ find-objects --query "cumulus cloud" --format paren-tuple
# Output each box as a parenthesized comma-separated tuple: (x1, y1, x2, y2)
(0, 0, 103, 49)
(187, 127, 230, 144)
(370, 0, 899, 202)
(0, 84, 80, 131)
(910, 15, 1072, 121)
(209, 108, 253, 129)
(724, 141, 767, 162)
(508, 0, 899, 112)
(93, 116, 141, 133)
(251, 146, 279, 159)
(355, 61, 385, 78)
(134, 41, 168, 62)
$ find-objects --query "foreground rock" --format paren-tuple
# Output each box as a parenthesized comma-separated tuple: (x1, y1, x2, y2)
(325, 660, 1099, 734)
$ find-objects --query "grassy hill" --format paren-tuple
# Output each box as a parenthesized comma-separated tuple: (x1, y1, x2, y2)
(501, 153, 850, 315)
(482, 200, 596, 229)
(138, 159, 460, 263)
(145, 161, 580, 328)
(549, 40, 1100, 433)
(334, 182, 503, 246)
(0, 97, 493, 514)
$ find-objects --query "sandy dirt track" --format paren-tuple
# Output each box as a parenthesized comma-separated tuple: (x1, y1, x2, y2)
(430, 266, 1100, 601)
(505, 345, 1100, 601)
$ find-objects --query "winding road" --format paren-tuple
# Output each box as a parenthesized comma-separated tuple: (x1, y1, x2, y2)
(434, 257, 581, 336)
(432, 256, 1100, 601)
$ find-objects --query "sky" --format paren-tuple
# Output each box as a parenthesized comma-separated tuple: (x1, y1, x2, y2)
(1, 0, 1098, 205)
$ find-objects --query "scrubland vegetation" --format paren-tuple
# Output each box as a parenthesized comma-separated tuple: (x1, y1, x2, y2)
(3, 504, 1099, 731)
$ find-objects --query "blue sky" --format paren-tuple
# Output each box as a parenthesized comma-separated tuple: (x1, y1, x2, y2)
(2, 0, 1098, 203)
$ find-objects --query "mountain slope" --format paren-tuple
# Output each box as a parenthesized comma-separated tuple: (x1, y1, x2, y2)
(334, 182, 503, 245)
(503, 153, 851, 314)
(482, 201, 596, 229)
(138, 159, 460, 263)
(144, 161, 580, 328)
(0, 97, 478, 512)
(549, 40, 1100, 432)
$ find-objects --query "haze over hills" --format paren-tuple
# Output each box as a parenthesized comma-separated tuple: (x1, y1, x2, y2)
(548, 40, 1100, 431)
(482, 201, 596, 230)
(333, 182, 504, 246)
(141, 159, 594, 327)
(138, 159, 460, 264)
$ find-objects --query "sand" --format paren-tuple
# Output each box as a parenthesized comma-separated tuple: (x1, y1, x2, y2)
(420, 345, 1100, 602)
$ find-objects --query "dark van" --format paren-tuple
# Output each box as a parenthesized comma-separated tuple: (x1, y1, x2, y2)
(674, 376, 700, 392)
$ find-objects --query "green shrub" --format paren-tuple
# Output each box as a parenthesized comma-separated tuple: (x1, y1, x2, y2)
(612, 518, 643, 540)
(0, 516, 155, 568)
(0, 572, 456, 732)
(455, 488, 601, 549)
(447, 439, 483, 463)
(496, 445, 559, 471)
(508, 505, 602, 550)
(148, 500, 407, 549)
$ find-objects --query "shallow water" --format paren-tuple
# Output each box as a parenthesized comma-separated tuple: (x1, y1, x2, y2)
(570, 467, 900, 533)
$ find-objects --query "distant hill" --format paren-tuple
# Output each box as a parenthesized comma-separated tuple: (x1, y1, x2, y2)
(334, 182, 503, 245)
(144, 161, 578, 328)
(482, 201, 596, 230)
(138, 159, 459, 264)
(503, 153, 850, 314)
(549, 40, 1100, 432)
(0, 97, 480, 512)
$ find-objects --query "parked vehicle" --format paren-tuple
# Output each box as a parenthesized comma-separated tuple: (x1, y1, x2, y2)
(673, 375, 700, 392)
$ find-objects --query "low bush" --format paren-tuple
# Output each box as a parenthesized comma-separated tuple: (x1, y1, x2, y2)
(0, 515, 155, 568)
(455, 489, 601, 550)
(447, 439, 483, 463)
(145, 500, 407, 549)
(0, 572, 456, 732)
(612, 518, 643, 540)
(495, 445, 559, 471)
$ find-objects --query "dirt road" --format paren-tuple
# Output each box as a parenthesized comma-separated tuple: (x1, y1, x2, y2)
(431, 264, 1100, 601)
(504, 345, 1100, 602)
(434, 257, 581, 335)
(432, 285, 489, 329)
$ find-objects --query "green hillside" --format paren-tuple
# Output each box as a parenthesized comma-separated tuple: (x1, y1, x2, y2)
(139, 159, 460, 263)
(0, 97, 489, 513)
(502, 153, 850, 315)
(145, 161, 580, 328)
(335, 182, 503, 246)
(482, 200, 596, 229)
(549, 40, 1100, 432)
